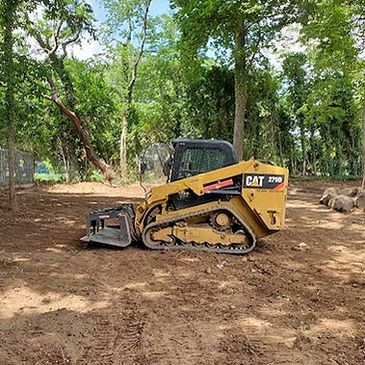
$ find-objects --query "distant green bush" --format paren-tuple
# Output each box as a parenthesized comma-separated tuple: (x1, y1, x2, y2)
(86, 170, 103, 182)
(34, 172, 65, 183)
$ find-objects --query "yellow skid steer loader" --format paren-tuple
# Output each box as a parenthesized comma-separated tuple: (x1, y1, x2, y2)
(82, 139, 288, 254)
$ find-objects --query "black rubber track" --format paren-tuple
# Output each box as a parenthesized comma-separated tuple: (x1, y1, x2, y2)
(141, 205, 256, 255)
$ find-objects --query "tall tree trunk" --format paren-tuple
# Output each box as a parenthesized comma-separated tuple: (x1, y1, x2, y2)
(278, 132, 284, 167)
(173, 82, 182, 138)
(310, 128, 317, 176)
(119, 0, 152, 179)
(233, 23, 247, 160)
(361, 101, 365, 189)
(3, 1, 18, 212)
(300, 120, 306, 176)
(120, 115, 128, 178)
(60, 140, 70, 183)
(269, 114, 276, 158)
(7, 120, 17, 211)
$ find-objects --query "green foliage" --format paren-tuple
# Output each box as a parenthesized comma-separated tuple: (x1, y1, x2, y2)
(182, 63, 234, 140)
(68, 59, 121, 163)
(172, 0, 297, 55)
(85, 169, 104, 182)
(1, 0, 364, 183)
(34, 172, 65, 183)
(298, 0, 363, 177)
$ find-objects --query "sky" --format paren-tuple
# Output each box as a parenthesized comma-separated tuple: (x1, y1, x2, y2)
(87, 0, 171, 21)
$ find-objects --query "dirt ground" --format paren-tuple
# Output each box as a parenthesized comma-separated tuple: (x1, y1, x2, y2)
(0, 180, 364, 365)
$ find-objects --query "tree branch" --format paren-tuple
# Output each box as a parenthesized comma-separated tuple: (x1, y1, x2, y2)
(42, 94, 53, 101)
(126, 0, 152, 105)
(47, 76, 59, 101)
(247, 29, 266, 66)
(60, 28, 82, 59)
(48, 20, 64, 56)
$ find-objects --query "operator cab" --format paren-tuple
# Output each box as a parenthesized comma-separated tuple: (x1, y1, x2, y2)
(167, 139, 238, 182)
(140, 139, 238, 185)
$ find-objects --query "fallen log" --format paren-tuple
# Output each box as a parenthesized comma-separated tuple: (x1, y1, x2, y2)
(341, 187, 359, 197)
(329, 195, 354, 213)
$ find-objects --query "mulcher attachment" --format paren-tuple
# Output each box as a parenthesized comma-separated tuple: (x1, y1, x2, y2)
(81, 205, 136, 248)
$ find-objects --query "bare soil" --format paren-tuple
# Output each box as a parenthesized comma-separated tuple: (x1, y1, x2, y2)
(0, 181, 364, 365)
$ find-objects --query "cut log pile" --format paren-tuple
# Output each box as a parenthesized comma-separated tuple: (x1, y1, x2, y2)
(320, 187, 365, 213)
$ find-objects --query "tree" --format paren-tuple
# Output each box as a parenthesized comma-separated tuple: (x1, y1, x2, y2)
(302, 0, 363, 179)
(131, 15, 187, 147)
(25, 0, 115, 181)
(1, 0, 364, 185)
(183, 64, 235, 141)
(104, 0, 152, 179)
(363, 100, 365, 187)
(351, 0, 365, 187)
(0, 0, 20, 211)
(172, 0, 298, 159)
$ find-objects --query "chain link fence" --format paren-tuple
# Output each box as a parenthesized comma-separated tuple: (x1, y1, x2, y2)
(0, 148, 34, 186)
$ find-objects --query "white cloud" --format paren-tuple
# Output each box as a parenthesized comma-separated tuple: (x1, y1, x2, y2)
(69, 35, 105, 61)
(266, 24, 306, 72)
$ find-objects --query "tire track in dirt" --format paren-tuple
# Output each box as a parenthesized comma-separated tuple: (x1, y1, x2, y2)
(77, 311, 119, 364)
(132, 315, 220, 365)
(82, 303, 222, 365)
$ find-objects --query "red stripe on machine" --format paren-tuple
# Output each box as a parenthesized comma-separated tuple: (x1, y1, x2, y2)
(203, 179, 234, 193)
(274, 182, 285, 191)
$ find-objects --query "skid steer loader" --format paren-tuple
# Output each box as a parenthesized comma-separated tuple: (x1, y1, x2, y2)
(81, 139, 288, 254)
